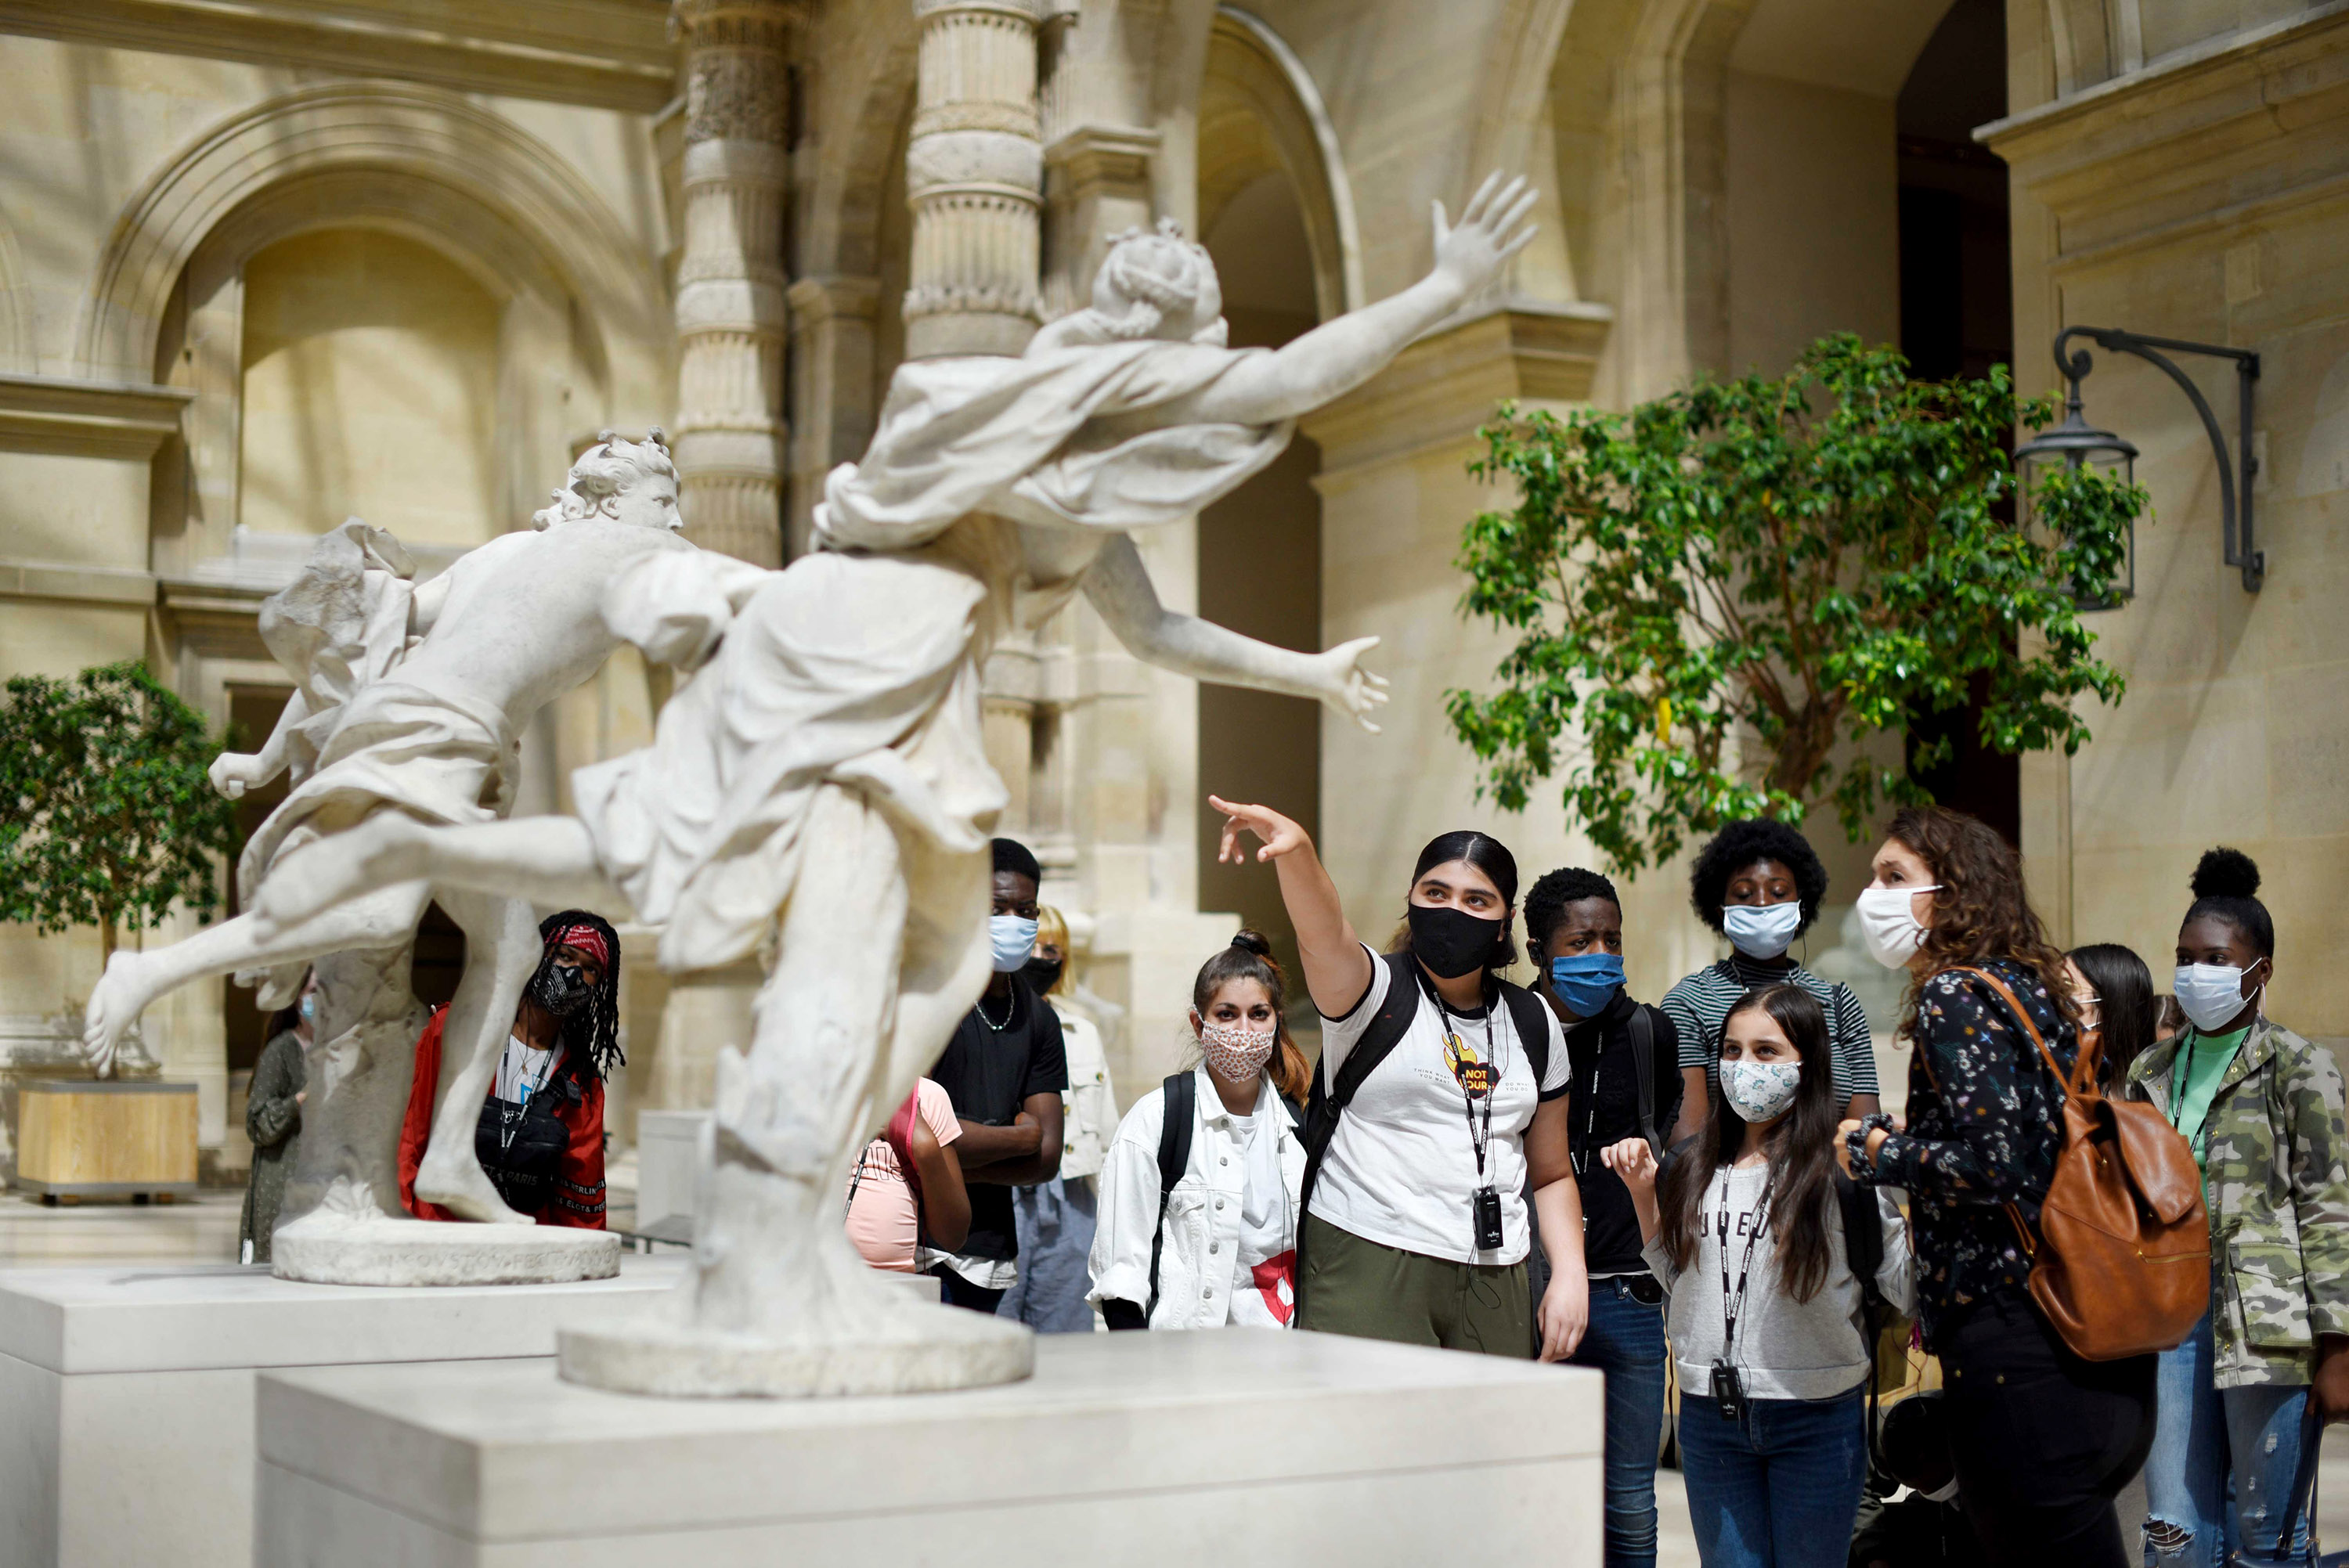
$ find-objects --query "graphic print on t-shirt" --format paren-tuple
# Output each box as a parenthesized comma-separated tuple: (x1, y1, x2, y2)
(1444, 1029, 1495, 1098)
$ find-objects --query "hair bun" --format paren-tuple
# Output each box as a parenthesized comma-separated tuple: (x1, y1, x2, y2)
(2191, 847, 2261, 902)
(1229, 929, 1273, 957)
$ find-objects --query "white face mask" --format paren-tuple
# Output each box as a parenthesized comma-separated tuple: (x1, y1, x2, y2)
(2172, 963, 2258, 1034)
(1856, 884, 1940, 969)
(1723, 901, 1804, 959)
(989, 914, 1038, 974)
(1720, 1058, 1802, 1124)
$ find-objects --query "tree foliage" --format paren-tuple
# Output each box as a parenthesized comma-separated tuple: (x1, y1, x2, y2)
(1447, 334, 2145, 873)
(0, 661, 240, 958)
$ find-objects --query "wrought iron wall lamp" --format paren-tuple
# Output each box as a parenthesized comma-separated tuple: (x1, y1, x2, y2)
(2014, 326, 2261, 603)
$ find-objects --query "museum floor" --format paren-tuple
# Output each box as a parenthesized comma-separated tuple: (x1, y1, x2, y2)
(1, 1187, 2340, 1563)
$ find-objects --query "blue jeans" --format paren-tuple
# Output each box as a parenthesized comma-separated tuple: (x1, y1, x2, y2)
(1678, 1388, 1868, 1568)
(2142, 1310, 2316, 1567)
(995, 1175, 1099, 1333)
(1567, 1277, 1669, 1568)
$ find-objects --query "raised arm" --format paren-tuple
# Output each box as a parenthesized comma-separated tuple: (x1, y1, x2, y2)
(1081, 535, 1387, 731)
(1209, 796, 1371, 1018)
(1179, 174, 1538, 428)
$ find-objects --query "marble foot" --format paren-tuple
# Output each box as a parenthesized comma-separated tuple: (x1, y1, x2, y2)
(272, 1213, 622, 1287)
(559, 1295, 1034, 1397)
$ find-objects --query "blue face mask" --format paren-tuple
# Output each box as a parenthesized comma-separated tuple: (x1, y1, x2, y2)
(990, 914, 1039, 974)
(1547, 953, 1626, 1018)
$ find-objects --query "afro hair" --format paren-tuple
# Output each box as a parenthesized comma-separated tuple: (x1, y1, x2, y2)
(1688, 819, 1828, 937)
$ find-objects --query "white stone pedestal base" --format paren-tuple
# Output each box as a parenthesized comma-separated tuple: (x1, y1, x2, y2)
(558, 1289, 1034, 1397)
(257, 1331, 1603, 1566)
(271, 1213, 622, 1285)
(0, 1256, 684, 1568)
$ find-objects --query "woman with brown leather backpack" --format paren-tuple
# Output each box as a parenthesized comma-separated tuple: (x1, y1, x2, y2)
(1835, 806, 2160, 1568)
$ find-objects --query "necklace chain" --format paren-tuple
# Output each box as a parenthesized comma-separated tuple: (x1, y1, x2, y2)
(975, 989, 1014, 1031)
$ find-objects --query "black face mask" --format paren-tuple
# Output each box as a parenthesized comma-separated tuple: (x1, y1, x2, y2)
(529, 955, 595, 1019)
(1406, 903, 1506, 980)
(1022, 956, 1064, 994)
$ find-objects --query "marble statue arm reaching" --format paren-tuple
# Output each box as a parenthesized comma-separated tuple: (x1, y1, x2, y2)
(209, 687, 312, 799)
(1177, 173, 1539, 427)
(1081, 535, 1388, 732)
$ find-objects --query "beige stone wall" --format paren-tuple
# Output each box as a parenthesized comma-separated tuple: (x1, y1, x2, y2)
(1996, 2, 2349, 1038)
(238, 230, 505, 547)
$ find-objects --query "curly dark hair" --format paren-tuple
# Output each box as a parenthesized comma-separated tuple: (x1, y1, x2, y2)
(537, 910, 624, 1080)
(1885, 806, 2077, 1035)
(1687, 819, 1829, 936)
(1524, 867, 1621, 961)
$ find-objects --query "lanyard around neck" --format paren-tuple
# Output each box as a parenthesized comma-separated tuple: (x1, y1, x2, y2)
(1417, 970, 1503, 1180)
(1717, 1165, 1777, 1361)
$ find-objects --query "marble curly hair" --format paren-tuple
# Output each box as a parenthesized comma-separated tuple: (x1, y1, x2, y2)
(532, 428, 677, 530)
(1037, 218, 1229, 350)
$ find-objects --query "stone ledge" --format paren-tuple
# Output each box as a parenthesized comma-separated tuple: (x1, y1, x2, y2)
(1301, 299, 1614, 481)
(0, 373, 192, 460)
(0, 558, 159, 607)
(0, 0, 677, 114)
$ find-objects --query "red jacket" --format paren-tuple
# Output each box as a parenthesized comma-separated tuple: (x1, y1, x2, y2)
(398, 1010, 607, 1228)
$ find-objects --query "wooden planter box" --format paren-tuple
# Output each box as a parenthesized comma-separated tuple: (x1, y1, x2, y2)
(13, 1080, 199, 1202)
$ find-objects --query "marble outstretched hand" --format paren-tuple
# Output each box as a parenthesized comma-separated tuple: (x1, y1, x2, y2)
(1430, 172, 1542, 299)
(1316, 636, 1391, 733)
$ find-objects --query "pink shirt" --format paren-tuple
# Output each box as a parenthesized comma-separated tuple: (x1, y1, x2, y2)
(844, 1078, 962, 1272)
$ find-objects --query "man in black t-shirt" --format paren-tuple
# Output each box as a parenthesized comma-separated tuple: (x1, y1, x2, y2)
(922, 838, 1069, 1312)
(1525, 865, 1681, 1568)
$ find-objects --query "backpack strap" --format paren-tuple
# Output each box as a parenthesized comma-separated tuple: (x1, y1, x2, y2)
(1835, 1167, 1889, 1476)
(1295, 952, 1425, 1315)
(1146, 1070, 1196, 1320)
(1626, 1005, 1660, 1155)
(1944, 965, 2097, 1267)
(1496, 978, 1551, 1090)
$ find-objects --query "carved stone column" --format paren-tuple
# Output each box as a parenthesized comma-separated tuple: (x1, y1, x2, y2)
(904, 0, 1045, 359)
(672, 0, 796, 565)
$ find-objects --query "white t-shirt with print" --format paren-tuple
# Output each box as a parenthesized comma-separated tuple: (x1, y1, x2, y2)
(1225, 1108, 1297, 1326)
(1310, 943, 1571, 1265)
(494, 1036, 561, 1105)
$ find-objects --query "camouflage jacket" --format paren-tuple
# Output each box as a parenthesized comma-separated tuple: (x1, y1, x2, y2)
(2127, 1017, 2349, 1386)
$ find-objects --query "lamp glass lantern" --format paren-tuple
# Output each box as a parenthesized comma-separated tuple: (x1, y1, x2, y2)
(2015, 387, 2139, 611)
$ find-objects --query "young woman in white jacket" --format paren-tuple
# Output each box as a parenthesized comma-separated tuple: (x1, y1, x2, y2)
(1089, 932, 1312, 1330)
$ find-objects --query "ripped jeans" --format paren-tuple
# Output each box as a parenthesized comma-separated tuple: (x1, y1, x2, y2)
(2142, 1310, 2316, 1568)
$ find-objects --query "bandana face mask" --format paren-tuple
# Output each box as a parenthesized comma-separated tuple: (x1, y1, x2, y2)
(1199, 1018, 1277, 1083)
(529, 952, 596, 1018)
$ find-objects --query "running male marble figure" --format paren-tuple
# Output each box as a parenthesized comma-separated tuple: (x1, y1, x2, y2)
(261, 175, 1542, 1388)
(84, 435, 717, 1281)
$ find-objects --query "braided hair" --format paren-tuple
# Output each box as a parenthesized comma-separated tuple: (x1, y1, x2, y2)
(537, 910, 624, 1080)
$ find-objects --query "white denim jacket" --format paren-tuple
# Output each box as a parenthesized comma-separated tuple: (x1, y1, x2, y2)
(1088, 1065, 1306, 1329)
(1052, 1003, 1116, 1182)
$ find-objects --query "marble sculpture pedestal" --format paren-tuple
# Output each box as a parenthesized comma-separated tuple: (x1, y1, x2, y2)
(0, 1256, 687, 1568)
(257, 1330, 1604, 1566)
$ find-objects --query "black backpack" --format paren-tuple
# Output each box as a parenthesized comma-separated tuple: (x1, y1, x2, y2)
(1293, 951, 1553, 1316)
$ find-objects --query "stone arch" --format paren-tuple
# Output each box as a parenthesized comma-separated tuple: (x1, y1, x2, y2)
(1201, 7, 1361, 319)
(1547, 0, 1961, 398)
(74, 81, 666, 413)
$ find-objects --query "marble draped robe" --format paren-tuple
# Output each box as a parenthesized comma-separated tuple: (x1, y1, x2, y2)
(572, 337, 1294, 1000)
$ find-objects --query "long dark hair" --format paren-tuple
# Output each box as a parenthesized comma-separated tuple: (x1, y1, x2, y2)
(1886, 805, 2077, 1035)
(538, 910, 623, 1080)
(1656, 984, 1844, 1303)
(1384, 829, 1521, 970)
(1191, 929, 1312, 1105)
(2069, 943, 2152, 1090)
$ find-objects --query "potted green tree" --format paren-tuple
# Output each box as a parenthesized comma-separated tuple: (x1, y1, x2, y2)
(0, 660, 240, 1076)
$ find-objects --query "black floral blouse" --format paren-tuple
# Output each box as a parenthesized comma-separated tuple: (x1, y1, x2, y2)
(1861, 957, 2077, 1349)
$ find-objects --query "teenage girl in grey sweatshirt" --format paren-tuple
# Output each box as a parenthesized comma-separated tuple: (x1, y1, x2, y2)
(1605, 983, 1913, 1568)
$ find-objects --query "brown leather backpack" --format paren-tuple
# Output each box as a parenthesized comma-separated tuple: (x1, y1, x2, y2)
(1959, 968, 2208, 1361)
